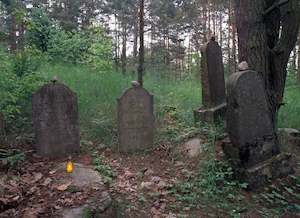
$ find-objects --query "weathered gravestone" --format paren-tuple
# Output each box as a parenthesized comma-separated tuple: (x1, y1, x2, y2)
(117, 81, 154, 153)
(223, 69, 294, 189)
(32, 81, 80, 157)
(194, 37, 226, 123)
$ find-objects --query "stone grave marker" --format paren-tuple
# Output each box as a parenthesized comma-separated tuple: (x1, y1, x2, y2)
(117, 81, 154, 153)
(32, 81, 80, 157)
(194, 37, 226, 123)
(223, 69, 294, 189)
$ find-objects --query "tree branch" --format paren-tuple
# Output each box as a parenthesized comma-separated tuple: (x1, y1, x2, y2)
(263, 0, 289, 16)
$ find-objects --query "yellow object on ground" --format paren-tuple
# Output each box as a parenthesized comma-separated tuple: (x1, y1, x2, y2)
(66, 157, 74, 173)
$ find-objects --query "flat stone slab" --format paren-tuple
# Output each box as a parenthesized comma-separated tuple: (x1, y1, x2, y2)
(184, 138, 205, 158)
(278, 128, 300, 150)
(55, 163, 112, 217)
(194, 102, 226, 123)
(244, 153, 295, 189)
(57, 163, 104, 187)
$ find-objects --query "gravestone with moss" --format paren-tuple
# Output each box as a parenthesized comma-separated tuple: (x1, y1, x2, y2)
(117, 81, 154, 153)
(194, 37, 226, 123)
(223, 69, 294, 189)
(32, 81, 80, 157)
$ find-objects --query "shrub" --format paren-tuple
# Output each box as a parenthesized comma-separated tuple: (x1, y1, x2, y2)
(0, 48, 44, 135)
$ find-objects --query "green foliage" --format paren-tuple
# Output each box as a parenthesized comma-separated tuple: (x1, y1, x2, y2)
(0, 48, 44, 134)
(278, 73, 300, 129)
(156, 105, 199, 144)
(85, 26, 113, 72)
(171, 125, 247, 213)
(26, 7, 52, 52)
(13, 48, 45, 76)
(92, 152, 116, 184)
(46, 26, 113, 69)
(0, 149, 25, 168)
(47, 28, 89, 63)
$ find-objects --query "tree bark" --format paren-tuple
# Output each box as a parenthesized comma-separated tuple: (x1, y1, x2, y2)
(298, 32, 300, 83)
(121, 22, 127, 75)
(137, 0, 144, 86)
(133, 5, 139, 60)
(235, 0, 300, 132)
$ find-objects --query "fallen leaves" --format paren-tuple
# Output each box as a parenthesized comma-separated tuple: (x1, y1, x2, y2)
(56, 181, 72, 191)
(33, 173, 43, 183)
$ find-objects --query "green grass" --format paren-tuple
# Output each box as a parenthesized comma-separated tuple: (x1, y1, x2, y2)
(278, 74, 300, 130)
(38, 63, 201, 143)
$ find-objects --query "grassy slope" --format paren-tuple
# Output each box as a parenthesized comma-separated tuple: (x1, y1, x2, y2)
(38, 63, 300, 142)
(39, 63, 201, 142)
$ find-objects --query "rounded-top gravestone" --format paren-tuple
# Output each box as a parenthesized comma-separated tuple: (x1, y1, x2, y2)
(224, 69, 294, 189)
(226, 70, 276, 167)
(117, 82, 154, 153)
(32, 82, 80, 157)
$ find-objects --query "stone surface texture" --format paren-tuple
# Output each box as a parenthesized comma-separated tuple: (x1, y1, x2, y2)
(184, 138, 205, 158)
(32, 82, 80, 157)
(278, 128, 300, 150)
(194, 38, 226, 123)
(224, 70, 294, 189)
(117, 84, 154, 153)
(58, 163, 112, 218)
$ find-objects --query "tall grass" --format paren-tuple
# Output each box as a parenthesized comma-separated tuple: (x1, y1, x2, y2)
(278, 76, 300, 129)
(38, 63, 299, 143)
(39, 63, 201, 143)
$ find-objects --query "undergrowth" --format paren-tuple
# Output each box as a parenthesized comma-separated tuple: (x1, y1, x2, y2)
(92, 152, 116, 184)
(170, 124, 248, 216)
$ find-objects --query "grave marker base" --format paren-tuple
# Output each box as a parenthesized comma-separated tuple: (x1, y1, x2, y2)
(194, 102, 226, 123)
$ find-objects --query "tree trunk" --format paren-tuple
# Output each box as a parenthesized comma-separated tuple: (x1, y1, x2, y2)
(235, 0, 300, 132)
(137, 0, 144, 86)
(219, 10, 223, 48)
(121, 23, 127, 75)
(133, 5, 139, 60)
(114, 15, 120, 71)
(298, 32, 300, 83)
(229, 0, 237, 74)
(9, 11, 17, 52)
(291, 48, 297, 71)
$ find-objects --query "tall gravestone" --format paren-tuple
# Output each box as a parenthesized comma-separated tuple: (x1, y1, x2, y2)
(194, 37, 226, 123)
(32, 81, 80, 157)
(223, 69, 294, 189)
(117, 82, 154, 153)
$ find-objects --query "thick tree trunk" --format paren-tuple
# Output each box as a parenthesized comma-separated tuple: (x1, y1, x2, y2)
(235, 0, 300, 132)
